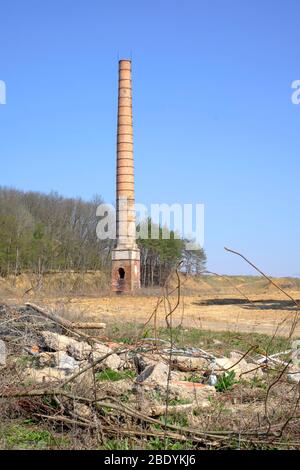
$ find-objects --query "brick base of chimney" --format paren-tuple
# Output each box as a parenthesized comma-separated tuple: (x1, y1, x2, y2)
(111, 248, 140, 292)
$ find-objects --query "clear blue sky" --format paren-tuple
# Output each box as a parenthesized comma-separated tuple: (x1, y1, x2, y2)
(0, 0, 300, 277)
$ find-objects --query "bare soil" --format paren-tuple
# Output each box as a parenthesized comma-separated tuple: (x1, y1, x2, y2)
(2, 273, 300, 337)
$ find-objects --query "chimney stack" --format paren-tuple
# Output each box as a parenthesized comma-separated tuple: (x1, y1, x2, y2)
(111, 60, 140, 292)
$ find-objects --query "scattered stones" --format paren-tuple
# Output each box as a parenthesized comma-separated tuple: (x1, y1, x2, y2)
(41, 330, 121, 370)
(170, 355, 209, 372)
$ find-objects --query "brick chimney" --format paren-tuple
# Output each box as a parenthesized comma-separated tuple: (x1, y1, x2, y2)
(111, 60, 140, 292)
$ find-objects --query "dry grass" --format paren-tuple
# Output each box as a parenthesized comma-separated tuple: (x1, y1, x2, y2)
(1, 271, 300, 450)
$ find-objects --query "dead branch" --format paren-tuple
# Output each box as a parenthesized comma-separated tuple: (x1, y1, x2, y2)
(25, 302, 106, 340)
(224, 247, 299, 307)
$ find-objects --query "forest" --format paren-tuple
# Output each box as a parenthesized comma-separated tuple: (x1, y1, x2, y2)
(0, 187, 206, 286)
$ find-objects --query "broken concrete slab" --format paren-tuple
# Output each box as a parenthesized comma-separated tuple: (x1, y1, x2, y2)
(288, 372, 300, 383)
(56, 351, 79, 370)
(41, 330, 92, 360)
(91, 343, 121, 371)
(41, 331, 73, 352)
(215, 352, 263, 381)
(0, 339, 7, 367)
(24, 366, 71, 384)
(37, 350, 79, 370)
(67, 340, 92, 361)
(287, 365, 300, 383)
(40, 331, 121, 369)
(291, 340, 300, 367)
(135, 362, 170, 386)
(170, 355, 209, 372)
(168, 381, 216, 404)
(134, 353, 167, 372)
(134, 361, 215, 406)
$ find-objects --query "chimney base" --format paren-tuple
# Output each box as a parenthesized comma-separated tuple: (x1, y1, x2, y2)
(111, 248, 140, 292)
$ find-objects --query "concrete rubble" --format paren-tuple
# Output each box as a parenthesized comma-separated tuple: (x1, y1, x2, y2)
(170, 355, 210, 372)
(168, 381, 216, 405)
(134, 360, 216, 407)
(25, 366, 71, 384)
(215, 352, 264, 380)
(0, 339, 6, 367)
(1, 301, 299, 425)
(291, 340, 300, 367)
(40, 330, 121, 370)
(37, 350, 79, 370)
(288, 372, 300, 383)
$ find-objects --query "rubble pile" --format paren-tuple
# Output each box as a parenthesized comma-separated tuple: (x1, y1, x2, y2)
(0, 302, 299, 449)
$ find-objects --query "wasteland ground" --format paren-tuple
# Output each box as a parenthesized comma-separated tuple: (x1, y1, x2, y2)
(2, 272, 300, 337)
(1, 273, 300, 450)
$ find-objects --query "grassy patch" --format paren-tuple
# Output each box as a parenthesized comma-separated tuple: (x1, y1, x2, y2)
(215, 371, 238, 392)
(104, 322, 293, 356)
(104, 322, 144, 344)
(95, 368, 136, 382)
(15, 355, 35, 367)
(154, 413, 189, 429)
(249, 376, 268, 390)
(0, 424, 69, 450)
(102, 438, 133, 450)
(101, 437, 195, 451)
(168, 397, 191, 405)
(157, 327, 292, 356)
(184, 374, 203, 383)
(147, 437, 194, 450)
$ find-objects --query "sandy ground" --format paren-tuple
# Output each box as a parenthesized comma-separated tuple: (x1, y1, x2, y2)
(2, 274, 300, 337)
(16, 291, 300, 338)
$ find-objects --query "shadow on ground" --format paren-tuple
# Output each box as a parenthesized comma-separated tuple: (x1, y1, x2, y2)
(193, 298, 300, 310)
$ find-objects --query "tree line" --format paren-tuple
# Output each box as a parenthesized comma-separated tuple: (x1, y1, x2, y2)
(0, 187, 206, 286)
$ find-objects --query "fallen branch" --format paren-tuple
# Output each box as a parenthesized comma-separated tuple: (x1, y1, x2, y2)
(69, 322, 106, 329)
(35, 413, 210, 445)
(25, 302, 106, 337)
